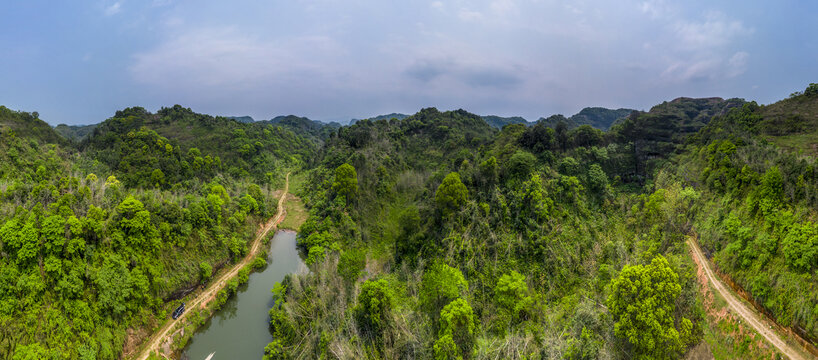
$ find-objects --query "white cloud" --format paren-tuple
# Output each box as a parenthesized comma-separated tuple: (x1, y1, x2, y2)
(431, 1, 444, 11)
(490, 0, 518, 16)
(639, 0, 668, 19)
(458, 9, 483, 21)
(727, 51, 749, 77)
(130, 27, 346, 91)
(674, 12, 753, 50)
(104, 2, 122, 16)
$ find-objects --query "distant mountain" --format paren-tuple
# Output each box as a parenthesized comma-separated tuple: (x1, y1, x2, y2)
(481, 115, 530, 129)
(265, 115, 342, 139)
(350, 113, 409, 124)
(535, 114, 576, 129)
(570, 107, 635, 130)
(227, 116, 255, 123)
(55, 123, 97, 141)
(535, 107, 636, 130)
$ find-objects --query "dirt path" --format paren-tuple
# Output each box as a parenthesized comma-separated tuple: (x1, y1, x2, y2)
(134, 173, 290, 360)
(687, 237, 808, 360)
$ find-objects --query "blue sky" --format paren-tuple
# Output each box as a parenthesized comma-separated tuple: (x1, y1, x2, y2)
(2, 0, 816, 125)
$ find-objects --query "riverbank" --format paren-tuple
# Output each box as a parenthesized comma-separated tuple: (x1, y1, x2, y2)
(133, 174, 291, 360)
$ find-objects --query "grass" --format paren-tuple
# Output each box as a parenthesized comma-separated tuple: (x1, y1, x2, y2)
(766, 133, 818, 156)
(278, 195, 308, 231)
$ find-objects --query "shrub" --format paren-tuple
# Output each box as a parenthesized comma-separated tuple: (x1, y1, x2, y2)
(354, 279, 394, 338)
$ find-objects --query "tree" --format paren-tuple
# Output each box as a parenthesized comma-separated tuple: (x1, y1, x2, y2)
(494, 271, 528, 311)
(757, 166, 783, 215)
(558, 157, 580, 176)
(805, 83, 818, 97)
(782, 221, 818, 271)
(478, 156, 498, 188)
(150, 168, 165, 187)
(587, 164, 608, 194)
(332, 163, 358, 203)
(607, 255, 687, 359)
(435, 172, 467, 215)
(506, 151, 536, 181)
(355, 278, 394, 338)
(200, 262, 213, 281)
(95, 254, 133, 316)
(420, 262, 468, 316)
(434, 298, 476, 359)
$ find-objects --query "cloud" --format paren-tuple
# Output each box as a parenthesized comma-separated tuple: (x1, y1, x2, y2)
(462, 67, 522, 88)
(673, 12, 753, 50)
(404, 58, 522, 89)
(405, 59, 452, 82)
(130, 27, 345, 92)
(639, 0, 668, 19)
(458, 9, 483, 21)
(431, 1, 444, 11)
(104, 2, 122, 16)
(727, 51, 749, 77)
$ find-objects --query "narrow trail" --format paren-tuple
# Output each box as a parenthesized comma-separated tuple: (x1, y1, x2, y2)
(687, 237, 808, 360)
(134, 173, 290, 360)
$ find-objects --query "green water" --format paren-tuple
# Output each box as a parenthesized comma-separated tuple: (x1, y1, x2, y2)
(182, 230, 304, 360)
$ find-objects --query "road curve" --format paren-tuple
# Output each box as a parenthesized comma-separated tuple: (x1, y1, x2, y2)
(687, 237, 807, 360)
(134, 173, 290, 360)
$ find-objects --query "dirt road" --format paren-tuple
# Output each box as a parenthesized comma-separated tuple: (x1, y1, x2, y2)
(687, 237, 808, 360)
(134, 173, 290, 360)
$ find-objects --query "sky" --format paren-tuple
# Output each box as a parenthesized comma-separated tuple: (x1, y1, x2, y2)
(2, 0, 817, 125)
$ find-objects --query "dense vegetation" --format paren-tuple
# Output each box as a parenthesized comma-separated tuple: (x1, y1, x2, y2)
(265, 105, 710, 359)
(2, 83, 817, 359)
(264, 85, 818, 360)
(0, 105, 317, 359)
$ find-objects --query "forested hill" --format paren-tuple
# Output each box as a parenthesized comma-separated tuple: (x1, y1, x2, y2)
(264, 84, 818, 360)
(532, 106, 635, 131)
(2, 85, 818, 360)
(264, 115, 341, 139)
(481, 115, 529, 129)
(0, 102, 320, 359)
(80, 105, 320, 187)
(0, 106, 69, 146)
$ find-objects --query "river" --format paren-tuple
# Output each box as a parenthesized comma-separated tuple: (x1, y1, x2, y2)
(182, 230, 304, 360)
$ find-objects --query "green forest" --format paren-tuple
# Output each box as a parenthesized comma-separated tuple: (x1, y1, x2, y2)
(1, 84, 818, 359)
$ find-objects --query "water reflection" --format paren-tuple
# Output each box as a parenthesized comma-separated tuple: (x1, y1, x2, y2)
(182, 230, 304, 359)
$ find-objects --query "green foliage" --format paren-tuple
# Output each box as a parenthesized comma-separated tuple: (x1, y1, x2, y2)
(332, 163, 358, 202)
(494, 271, 529, 313)
(355, 278, 394, 338)
(337, 248, 366, 283)
(200, 262, 212, 281)
(806, 83, 818, 97)
(435, 298, 476, 359)
(435, 173, 468, 215)
(587, 163, 608, 194)
(781, 221, 818, 272)
(607, 255, 686, 359)
(420, 263, 468, 316)
(506, 150, 537, 180)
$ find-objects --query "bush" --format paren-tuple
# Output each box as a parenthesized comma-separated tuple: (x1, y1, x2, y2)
(435, 173, 468, 216)
(419, 263, 468, 316)
(337, 248, 366, 283)
(354, 279, 394, 338)
(494, 271, 529, 313)
(199, 262, 212, 282)
(436, 298, 476, 359)
(607, 255, 687, 359)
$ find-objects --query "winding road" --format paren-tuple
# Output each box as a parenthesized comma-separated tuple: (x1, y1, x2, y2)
(687, 237, 808, 360)
(134, 173, 290, 360)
